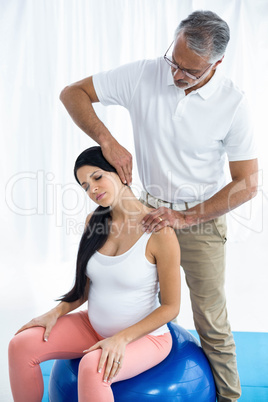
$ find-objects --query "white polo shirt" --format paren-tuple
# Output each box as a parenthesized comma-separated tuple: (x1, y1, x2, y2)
(93, 57, 257, 203)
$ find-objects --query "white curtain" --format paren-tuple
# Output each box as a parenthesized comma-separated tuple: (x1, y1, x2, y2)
(1, 0, 268, 399)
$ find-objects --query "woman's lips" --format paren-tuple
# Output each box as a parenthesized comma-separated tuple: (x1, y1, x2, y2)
(96, 192, 106, 201)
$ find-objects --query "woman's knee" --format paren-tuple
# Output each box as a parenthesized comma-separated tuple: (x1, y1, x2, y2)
(78, 350, 103, 379)
(8, 333, 31, 371)
(8, 336, 20, 361)
(9, 327, 44, 362)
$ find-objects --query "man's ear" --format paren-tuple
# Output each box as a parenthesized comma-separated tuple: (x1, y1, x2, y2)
(212, 55, 224, 70)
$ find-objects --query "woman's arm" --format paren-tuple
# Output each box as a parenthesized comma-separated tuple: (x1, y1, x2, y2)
(85, 227, 181, 382)
(51, 278, 90, 318)
(16, 212, 93, 341)
(15, 279, 90, 341)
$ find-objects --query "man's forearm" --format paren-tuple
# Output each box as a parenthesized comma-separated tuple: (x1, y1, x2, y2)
(142, 159, 259, 232)
(60, 82, 133, 185)
(185, 175, 258, 226)
(60, 86, 113, 147)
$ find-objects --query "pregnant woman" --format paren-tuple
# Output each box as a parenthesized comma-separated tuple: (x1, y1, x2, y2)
(9, 146, 181, 402)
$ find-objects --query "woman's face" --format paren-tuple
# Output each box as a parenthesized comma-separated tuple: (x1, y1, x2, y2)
(76, 165, 123, 207)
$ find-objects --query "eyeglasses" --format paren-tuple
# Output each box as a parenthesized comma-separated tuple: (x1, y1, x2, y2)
(164, 41, 212, 81)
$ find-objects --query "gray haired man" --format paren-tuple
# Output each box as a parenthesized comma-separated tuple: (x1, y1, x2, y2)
(60, 10, 258, 401)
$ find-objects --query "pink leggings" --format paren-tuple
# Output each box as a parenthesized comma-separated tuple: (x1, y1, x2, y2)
(9, 311, 172, 402)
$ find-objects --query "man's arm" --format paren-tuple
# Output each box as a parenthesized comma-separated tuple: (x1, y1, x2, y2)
(60, 76, 132, 185)
(186, 158, 259, 225)
(142, 158, 259, 231)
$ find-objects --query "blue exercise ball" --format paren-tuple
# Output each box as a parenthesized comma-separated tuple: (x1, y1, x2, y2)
(49, 322, 216, 401)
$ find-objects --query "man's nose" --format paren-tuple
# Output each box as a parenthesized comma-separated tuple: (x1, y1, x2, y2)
(173, 67, 186, 79)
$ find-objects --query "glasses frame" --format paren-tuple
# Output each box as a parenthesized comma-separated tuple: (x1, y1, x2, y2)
(164, 41, 213, 81)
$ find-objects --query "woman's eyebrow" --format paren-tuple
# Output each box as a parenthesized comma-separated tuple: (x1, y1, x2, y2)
(81, 170, 102, 186)
(90, 169, 101, 178)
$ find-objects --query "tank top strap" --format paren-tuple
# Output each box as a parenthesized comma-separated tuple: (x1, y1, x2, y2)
(133, 231, 153, 259)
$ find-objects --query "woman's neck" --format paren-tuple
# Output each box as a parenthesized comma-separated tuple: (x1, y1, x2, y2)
(110, 187, 147, 223)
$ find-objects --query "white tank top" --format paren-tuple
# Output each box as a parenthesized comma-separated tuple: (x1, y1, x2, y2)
(86, 232, 169, 338)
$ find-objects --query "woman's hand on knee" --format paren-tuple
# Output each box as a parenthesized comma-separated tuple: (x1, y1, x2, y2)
(15, 310, 59, 342)
(83, 336, 126, 383)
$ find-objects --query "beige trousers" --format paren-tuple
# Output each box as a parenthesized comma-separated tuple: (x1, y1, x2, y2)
(141, 199, 241, 402)
(175, 216, 241, 402)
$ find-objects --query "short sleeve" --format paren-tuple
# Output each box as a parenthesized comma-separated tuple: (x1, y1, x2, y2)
(92, 60, 147, 108)
(224, 96, 258, 161)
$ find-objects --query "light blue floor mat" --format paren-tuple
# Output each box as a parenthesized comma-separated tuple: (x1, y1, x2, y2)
(189, 330, 268, 401)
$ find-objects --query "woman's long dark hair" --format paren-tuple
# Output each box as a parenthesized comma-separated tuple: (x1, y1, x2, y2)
(58, 146, 117, 302)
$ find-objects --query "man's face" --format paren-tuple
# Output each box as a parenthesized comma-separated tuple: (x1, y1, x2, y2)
(171, 34, 214, 92)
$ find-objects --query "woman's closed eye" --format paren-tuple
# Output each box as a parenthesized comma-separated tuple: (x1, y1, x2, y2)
(83, 176, 102, 192)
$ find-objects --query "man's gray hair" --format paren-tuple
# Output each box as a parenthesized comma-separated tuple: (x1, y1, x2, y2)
(174, 10, 230, 63)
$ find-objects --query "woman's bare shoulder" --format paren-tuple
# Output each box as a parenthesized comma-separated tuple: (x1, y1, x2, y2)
(150, 227, 180, 253)
(153, 226, 178, 240)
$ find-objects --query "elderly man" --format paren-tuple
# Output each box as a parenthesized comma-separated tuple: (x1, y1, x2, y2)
(60, 10, 258, 401)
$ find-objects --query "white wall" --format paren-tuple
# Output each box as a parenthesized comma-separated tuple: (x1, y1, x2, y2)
(1, 1, 268, 400)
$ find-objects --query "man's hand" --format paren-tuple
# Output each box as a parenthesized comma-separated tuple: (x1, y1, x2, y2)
(141, 207, 189, 232)
(101, 140, 132, 186)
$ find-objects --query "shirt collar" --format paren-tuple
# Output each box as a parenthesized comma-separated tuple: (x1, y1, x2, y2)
(167, 66, 222, 100)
